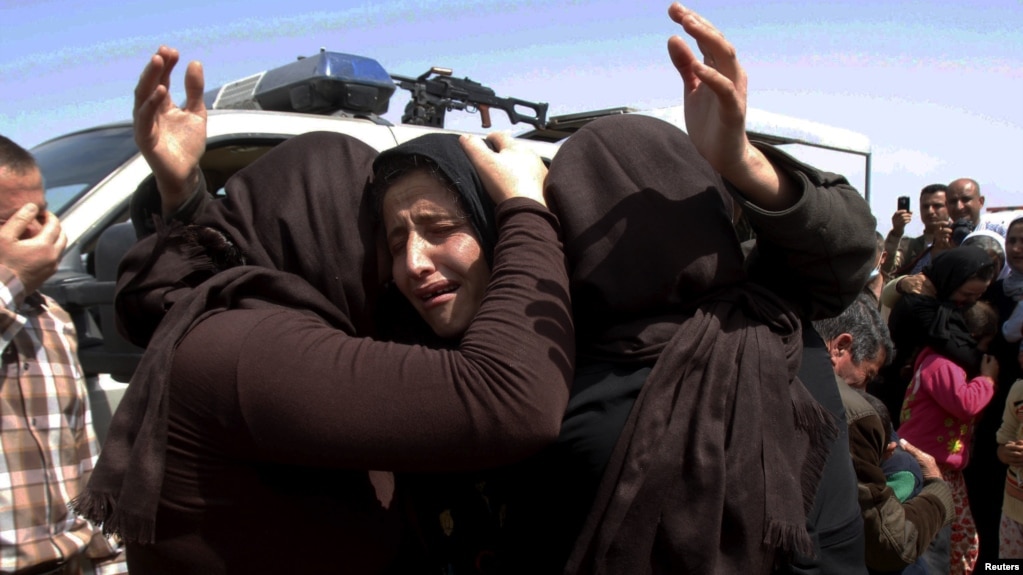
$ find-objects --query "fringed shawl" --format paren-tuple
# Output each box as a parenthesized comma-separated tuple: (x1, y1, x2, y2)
(74, 131, 381, 542)
(547, 115, 836, 574)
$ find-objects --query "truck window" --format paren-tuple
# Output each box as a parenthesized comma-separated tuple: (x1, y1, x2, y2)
(32, 126, 139, 215)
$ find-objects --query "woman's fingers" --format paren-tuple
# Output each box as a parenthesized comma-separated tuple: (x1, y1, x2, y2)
(460, 134, 547, 207)
(183, 60, 207, 116)
(668, 3, 740, 84)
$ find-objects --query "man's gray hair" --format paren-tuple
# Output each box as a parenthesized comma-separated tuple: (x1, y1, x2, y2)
(812, 292, 894, 365)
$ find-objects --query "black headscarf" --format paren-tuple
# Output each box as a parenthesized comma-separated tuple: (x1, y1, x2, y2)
(890, 245, 994, 373)
(74, 131, 381, 543)
(370, 133, 497, 345)
(373, 133, 497, 264)
(548, 114, 835, 574)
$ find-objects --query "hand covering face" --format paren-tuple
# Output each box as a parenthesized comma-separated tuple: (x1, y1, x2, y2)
(547, 114, 836, 574)
(75, 131, 381, 543)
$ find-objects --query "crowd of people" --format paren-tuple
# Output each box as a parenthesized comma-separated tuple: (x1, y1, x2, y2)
(864, 178, 1023, 574)
(1, 2, 1021, 575)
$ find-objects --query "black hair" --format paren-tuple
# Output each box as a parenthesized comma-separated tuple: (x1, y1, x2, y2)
(919, 183, 948, 197)
(0, 134, 37, 174)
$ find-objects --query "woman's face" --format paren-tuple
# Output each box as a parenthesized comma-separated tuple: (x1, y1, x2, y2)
(950, 277, 990, 307)
(1007, 221, 1023, 273)
(382, 170, 490, 339)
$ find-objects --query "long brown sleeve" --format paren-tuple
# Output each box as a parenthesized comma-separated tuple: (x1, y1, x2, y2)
(736, 142, 877, 321)
(168, 199, 574, 471)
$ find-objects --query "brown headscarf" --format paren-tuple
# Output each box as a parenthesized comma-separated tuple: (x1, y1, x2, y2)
(547, 115, 835, 574)
(74, 131, 381, 543)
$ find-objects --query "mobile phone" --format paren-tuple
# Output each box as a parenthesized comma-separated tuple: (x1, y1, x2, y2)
(897, 196, 910, 211)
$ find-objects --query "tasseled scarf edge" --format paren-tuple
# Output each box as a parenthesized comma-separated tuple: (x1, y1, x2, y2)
(792, 392, 839, 516)
(71, 490, 156, 545)
(766, 391, 840, 559)
(764, 518, 816, 560)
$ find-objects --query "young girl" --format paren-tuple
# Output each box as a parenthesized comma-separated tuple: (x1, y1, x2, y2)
(899, 300, 1001, 574)
(996, 349, 1023, 558)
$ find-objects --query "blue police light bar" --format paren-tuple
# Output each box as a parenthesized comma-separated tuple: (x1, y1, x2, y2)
(204, 51, 397, 116)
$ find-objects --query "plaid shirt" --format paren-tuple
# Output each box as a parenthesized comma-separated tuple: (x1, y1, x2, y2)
(0, 266, 126, 574)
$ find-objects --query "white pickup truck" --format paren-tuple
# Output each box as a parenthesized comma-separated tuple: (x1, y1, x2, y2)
(34, 50, 871, 442)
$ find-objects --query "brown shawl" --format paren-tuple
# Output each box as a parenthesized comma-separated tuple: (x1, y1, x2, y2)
(547, 115, 835, 574)
(74, 131, 381, 543)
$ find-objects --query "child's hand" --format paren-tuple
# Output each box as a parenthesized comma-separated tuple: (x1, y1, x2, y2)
(980, 354, 999, 382)
(999, 441, 1023, 466)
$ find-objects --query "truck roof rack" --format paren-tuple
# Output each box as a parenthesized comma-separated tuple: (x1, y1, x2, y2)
(518, 107, 637, 143)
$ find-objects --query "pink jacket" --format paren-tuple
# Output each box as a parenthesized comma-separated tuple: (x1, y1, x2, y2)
(898, 347, 996, 470)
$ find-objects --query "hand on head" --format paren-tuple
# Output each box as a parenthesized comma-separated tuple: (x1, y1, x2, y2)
(0, 205, 66, 294)
(897, 273, 937, 298)
(134, 46, 207, 214)
(459, 132, 547, 207)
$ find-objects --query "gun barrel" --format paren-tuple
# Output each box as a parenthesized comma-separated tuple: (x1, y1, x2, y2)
(391, 68, 547, 129)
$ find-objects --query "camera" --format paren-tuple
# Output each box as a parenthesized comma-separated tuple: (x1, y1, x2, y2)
(897, 196, 910, 211)
(950, 218, 975, 246)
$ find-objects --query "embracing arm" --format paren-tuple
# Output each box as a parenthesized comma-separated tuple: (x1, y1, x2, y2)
(175, 199, 574, 472)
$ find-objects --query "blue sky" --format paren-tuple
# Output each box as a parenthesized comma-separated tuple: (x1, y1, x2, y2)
(2, 0, 1020, 236)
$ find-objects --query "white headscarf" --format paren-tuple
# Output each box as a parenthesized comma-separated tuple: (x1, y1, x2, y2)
(962, 228, 1009, 280)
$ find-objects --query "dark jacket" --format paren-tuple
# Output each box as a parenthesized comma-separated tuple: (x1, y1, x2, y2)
(840, 383, 954, 571)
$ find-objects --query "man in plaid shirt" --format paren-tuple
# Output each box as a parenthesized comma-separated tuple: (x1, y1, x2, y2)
(0, 136, 126, 574)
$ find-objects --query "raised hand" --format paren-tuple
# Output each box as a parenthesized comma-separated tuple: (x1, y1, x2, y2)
(133, 46, 207, 215)
(667, 3, 746, 177)
(666, 3, 796, 210)
(891, 209, 912, 236)
(459, 132, 547, 207)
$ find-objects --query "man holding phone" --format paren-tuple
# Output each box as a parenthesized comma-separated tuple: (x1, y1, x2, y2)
(881, 183, 952, 277)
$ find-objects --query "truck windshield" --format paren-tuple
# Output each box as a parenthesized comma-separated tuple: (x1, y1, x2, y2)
(31, 125, 140, 215)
